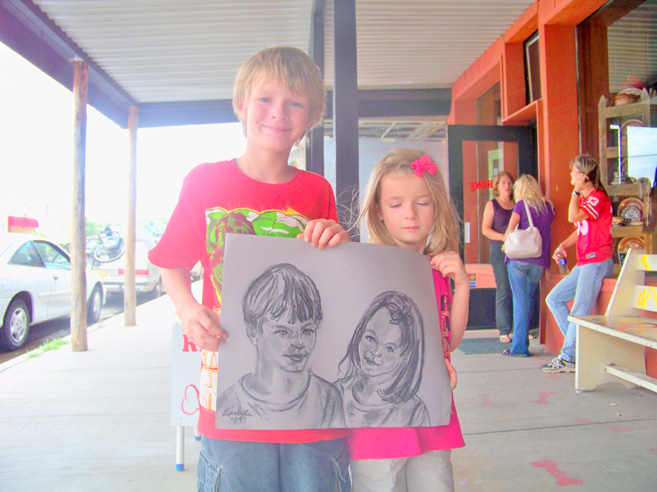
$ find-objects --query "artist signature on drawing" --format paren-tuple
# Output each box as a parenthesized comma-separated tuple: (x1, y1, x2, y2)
(221, 407, 254, 424)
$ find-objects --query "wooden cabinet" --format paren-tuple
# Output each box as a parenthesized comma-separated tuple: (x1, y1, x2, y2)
(598, 89, 656, 269)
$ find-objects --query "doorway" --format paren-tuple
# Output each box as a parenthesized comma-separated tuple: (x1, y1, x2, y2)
(446, 124, 536, 261)
(447, 124, 538, 331)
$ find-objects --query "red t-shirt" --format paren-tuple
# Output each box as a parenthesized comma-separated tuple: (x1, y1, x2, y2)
(347, 269, 465, 460)
(149, 160, 349, 443)
(575, 189, 613, 265)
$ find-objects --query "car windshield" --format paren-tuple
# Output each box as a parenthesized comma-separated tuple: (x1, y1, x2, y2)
(0, 235, 34, 259)
(0, 235, 19, 256)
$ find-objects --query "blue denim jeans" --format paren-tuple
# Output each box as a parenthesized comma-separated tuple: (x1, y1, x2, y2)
(196, 437, 351, 492)
(507, 260, 544, 355)
(545, 258, 613, 363)
(490, 242, 513, 336)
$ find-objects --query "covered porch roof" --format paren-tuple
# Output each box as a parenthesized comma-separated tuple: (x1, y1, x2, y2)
(1, 0, 536, 134)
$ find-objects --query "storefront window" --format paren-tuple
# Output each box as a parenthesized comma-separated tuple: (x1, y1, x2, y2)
(578, 0, 656, 263)
(524, 31, 541, 104)
(578, 0, 657, 166)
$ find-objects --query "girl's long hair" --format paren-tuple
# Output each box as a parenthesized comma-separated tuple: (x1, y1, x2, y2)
(570, 154, 607, 196)
(358, 148, 460, 255)
(513, 175, 553, 214)
(337, 291, 424, 404)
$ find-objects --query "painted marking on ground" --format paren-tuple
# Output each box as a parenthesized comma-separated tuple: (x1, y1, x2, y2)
(531, 459, 583, 486)
(531, 392, 555, 404)
(477, 394, 499, 406)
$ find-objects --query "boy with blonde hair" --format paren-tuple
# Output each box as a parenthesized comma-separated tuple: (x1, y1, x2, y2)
(149, 46, 350, 492)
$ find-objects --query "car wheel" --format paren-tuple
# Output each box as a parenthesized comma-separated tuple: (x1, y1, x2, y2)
(153, 278, 163, 299)
(87, 285, 103, 325)
(1, 299, 30, 351)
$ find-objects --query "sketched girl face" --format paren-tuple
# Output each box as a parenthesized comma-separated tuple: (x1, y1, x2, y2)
(358, 308, 403, 378)
(253, 312, 318, 373)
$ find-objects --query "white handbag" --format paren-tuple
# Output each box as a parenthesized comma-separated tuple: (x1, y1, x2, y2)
(504, 201, 542, 259)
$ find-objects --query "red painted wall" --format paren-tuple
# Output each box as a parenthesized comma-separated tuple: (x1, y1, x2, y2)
(452, 0, 656, 377)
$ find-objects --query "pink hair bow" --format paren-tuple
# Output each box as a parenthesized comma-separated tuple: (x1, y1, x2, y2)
(411, 154, 437, 177)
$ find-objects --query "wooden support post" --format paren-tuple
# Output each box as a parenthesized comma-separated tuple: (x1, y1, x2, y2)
(70, 59, 88, 352)
(124, 107, 139, 326)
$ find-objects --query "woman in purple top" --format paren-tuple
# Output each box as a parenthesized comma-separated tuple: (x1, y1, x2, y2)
(502, 175, 555, 357)
(482, 171, 515, 342)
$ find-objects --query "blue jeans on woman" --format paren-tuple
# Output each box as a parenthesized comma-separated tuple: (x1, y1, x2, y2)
(196, 437, 351, 492)
(545, 258, 613, 363)
(507, 260, 544, 356)
(490, 242, 513, 337)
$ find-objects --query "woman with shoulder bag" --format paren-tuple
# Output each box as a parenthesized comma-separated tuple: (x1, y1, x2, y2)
(502, 175, 555, 357)
(481, 172, 515, 343)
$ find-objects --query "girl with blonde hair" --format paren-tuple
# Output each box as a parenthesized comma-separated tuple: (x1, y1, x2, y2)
(542, 154, 613, 373)
(502, 175, 555, 357)
(350, 148, 469, 491)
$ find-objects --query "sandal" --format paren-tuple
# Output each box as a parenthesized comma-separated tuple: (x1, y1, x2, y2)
(499, 335, 512, 343)
(502, 349, 530, 357)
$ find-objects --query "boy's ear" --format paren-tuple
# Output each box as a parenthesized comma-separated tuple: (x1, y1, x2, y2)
(236, 99, 246, 121)
(246, 323, 258, 344)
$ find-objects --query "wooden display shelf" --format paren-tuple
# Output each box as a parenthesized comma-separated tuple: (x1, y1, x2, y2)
(598, 89, 655, 262)
(611, 224, 651, 238)
(607, 182, 648, 198)
(602, 100, 651, 119)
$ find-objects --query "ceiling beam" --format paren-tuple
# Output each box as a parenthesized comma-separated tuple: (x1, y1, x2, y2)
(325, 88, 451, 119)
(136, 88, 451, 128)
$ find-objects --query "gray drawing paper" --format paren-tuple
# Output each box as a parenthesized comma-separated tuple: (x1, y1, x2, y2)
(215, 233, 451, 430)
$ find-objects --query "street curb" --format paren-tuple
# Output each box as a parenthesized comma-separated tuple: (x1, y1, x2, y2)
(0, 310, 126, 373)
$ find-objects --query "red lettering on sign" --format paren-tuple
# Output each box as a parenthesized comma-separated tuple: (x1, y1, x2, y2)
(182, 334, 198, 352)
(468, 180, 494, 191)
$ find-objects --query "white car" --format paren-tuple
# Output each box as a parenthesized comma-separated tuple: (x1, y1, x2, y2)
(92, 236, 163, 298)
(0, 234, 104, 351)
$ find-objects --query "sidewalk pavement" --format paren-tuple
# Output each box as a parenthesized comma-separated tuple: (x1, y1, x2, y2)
(1, 293, 656, 491)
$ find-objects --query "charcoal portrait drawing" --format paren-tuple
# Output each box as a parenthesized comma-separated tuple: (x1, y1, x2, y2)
(334, 291, 429, 427)
(216, 234, 452, 430)
(215, 263, 346, 429)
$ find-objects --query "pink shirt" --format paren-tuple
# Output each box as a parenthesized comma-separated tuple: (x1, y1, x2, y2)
(348, 269, 465, 460)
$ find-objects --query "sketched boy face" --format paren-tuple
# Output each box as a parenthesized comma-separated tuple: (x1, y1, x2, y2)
(358, 308, 403, 378)
(252, 312, 318, 372)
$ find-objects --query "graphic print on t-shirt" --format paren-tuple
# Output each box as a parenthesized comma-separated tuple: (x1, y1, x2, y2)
(199, 206, 308, 413)
(205, 207, 308, 305)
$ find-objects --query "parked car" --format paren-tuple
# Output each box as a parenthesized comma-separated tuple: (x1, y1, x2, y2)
(0, 234, 104, 351)
(92, 236, 163, 299)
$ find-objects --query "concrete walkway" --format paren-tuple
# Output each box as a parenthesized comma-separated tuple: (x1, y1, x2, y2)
(1, 294, 656, 491)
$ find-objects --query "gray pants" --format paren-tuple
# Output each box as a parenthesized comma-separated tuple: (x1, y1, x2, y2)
(490, 242, 513, 336)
